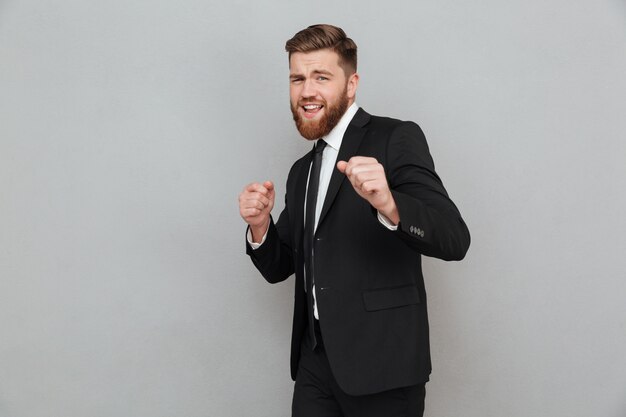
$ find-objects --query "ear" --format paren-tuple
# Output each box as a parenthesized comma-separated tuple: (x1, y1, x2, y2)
(347, 72, 359, 100)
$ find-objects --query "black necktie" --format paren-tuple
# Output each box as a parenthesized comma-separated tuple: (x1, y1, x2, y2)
(303, 139, 326, 348)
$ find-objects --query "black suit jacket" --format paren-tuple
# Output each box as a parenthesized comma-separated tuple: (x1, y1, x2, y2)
(246, 108, 470, 396)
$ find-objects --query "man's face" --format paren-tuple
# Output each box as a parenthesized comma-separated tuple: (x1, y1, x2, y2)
(289, 49, 359, 140)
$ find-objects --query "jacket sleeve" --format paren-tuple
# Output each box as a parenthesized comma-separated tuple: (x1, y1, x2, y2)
(385, 121, 470, 261)
(245, 200, 295, 283)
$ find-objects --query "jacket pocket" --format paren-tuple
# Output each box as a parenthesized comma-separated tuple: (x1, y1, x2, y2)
(362, 284, 421, 312)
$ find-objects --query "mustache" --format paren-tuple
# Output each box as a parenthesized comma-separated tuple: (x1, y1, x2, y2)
(297, 99, 326, 106)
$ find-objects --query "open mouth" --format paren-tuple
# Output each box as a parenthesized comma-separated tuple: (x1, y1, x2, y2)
(302, 104, 324, 118)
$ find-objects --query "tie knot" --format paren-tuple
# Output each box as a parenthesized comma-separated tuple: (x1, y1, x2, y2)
(315, 140, 327, 155)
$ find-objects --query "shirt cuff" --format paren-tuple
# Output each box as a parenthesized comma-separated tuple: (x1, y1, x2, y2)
(247, 226, 268, 249)
(377, 211, 398, 231)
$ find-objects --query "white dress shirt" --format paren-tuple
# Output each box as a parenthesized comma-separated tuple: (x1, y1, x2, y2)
(248, 103, 397, 319)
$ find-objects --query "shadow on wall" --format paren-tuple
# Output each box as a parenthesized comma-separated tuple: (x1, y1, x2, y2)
(618, 0, 626, 23)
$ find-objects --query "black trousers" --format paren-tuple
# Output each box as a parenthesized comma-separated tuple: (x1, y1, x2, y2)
(292, 322, 426, 417)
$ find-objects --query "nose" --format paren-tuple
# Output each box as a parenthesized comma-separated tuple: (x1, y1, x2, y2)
(301, 79, 316, 99)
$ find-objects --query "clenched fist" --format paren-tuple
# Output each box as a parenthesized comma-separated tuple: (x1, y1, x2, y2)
(239, 181, 275, 243)
(337, 157, 399, 225)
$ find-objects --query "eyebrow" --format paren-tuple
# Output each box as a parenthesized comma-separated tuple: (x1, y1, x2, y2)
(290, 69, 334, 79)
(313, 69, 333, 76)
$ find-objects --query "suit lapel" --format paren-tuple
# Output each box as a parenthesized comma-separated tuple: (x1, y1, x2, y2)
(318, 108, 371, 228)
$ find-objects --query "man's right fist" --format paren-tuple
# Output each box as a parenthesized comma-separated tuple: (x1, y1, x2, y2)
(239, 181, 275, 243)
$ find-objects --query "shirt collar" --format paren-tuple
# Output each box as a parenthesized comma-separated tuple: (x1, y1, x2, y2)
(319, 102, 359, 151)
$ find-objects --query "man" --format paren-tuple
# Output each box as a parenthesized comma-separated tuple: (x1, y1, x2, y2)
(239, 24, 470, 417)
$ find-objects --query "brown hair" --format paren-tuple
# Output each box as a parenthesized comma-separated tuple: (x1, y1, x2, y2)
(285, 24, 357, 75)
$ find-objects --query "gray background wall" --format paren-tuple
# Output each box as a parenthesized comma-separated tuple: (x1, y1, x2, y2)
(1, 1, 625, 416)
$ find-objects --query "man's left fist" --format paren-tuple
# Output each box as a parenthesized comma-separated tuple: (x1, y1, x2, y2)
(337, 157, 399, 225)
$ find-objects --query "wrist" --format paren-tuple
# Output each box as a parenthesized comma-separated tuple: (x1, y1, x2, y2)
(250, 220, 270, 243)
(378, 198, 399, 225)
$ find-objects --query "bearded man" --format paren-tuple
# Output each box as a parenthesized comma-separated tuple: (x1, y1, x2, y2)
(238, 24, 470, 417)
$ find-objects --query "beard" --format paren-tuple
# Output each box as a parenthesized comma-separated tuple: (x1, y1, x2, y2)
(290, 87, 350, 141)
